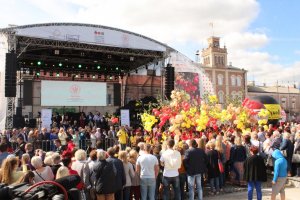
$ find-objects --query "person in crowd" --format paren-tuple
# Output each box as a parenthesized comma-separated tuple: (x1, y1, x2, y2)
(61, 153, 84, 190)
(31, 156, 54, 182)
(56, 166, 70, 179)
(206, 141, 221, 195)
(66, 137, 76, 152)
(71, 149, 91, 190)
(93, 150, 116, 200)
(106, 147, 126, 200)
(176, 145, 187, 200)
(27, 130, 36, 143)
(39, 127, 50, 141)
(44, 156, 53, 167)
(0, 156, 24, 185)
(0, 143, 9, 166)
(160, 139, 181, 200)
(58, 127, 68, 146)
(18, 127, 28, 143)
(136, 144, 159, 200)
(90, 131, 97, 149)
(251, 132, 263, 153)
(21, 153, 34, 172)
(183, 139, 208, 200)
(53, 139, 64, 153)
(257, 126, 266, 143)
(17, 171, 35, 185)
(25, 143, 35, 158)
(15, 136, 26, 158)
(215, 136, 226, 190)
(128, 149, 141, 200)
(51, 153, 62, 177)
(119, 151, 135, 200)
(243, 134, 252, 157)
(243, 146, 267, 200)
(230, 136, 247, 186)
(117, 126, 128, 150)
(280, 132, 294, 176)
(270, 131, 282, 151)
(294, 131, 300, 177)
(72, 130, 80, 149)
(152, 144, 162, 199)
(271, 149, 287, 200)
(197, 137, 206, 150)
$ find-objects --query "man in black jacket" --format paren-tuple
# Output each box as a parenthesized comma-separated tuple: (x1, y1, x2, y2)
(106, 147, 126, 200)
(183, 139, 208, 200)
(94, 150, 116, 199)
(243, 146, 267, 200)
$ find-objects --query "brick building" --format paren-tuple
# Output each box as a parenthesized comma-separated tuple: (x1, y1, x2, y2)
(199, 37, 247, 104)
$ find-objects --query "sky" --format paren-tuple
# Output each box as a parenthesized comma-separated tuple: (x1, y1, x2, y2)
(0, 0, 299, 86)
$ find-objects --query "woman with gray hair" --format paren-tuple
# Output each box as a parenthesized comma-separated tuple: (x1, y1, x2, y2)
(94, 150, 116, 200)
(31, 156, 54, 183)
(71, 149, 91, 189)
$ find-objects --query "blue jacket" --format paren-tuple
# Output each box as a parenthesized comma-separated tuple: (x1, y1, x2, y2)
(272, 149, 287, 182)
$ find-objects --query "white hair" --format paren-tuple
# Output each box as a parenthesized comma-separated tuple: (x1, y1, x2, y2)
(74, 149, 87, 161)
(56, 166, 70, 179)
(31, 156, 43, 169)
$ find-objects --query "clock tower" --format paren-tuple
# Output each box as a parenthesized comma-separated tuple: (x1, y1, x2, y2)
(201, 36, 227, 68)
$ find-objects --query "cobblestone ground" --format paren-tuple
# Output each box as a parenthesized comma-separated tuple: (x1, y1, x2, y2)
(205, 187, 300, 200)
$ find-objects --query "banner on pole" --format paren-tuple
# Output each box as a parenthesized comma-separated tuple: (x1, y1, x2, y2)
(41, 109, 52, 131)
(120, 109, 130, 127)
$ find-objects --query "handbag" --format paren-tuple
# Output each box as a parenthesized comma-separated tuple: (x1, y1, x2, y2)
(218, 152, 224, 173)
(292, 154, 300, 163)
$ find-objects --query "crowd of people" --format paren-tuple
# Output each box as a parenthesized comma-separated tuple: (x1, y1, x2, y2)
(0, 118, 300, 200)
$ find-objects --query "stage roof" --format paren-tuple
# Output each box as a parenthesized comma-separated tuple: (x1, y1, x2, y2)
(0, 23, 173, 75)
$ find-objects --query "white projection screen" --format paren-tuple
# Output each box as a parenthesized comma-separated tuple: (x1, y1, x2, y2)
(41, 80, 107, 106)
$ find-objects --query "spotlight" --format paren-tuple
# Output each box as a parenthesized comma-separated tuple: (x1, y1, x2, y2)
(56, 72, 60, 77)
(78, 64, 82, 68)
(59, 63, 63, 67)
(75, 74, 79, 78)
(97, 65, 101, 69)
(36, 71, 40, 76)
(37, 61, 42, 66)
(92, 75, 96, 79)
(116, 67, 119, 70)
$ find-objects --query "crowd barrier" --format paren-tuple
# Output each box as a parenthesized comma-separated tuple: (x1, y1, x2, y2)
(10, 138, 128, 152)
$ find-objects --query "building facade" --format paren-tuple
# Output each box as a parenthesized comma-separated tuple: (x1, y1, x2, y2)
(199, 37, 247, 104)
(247, 84, 300, 121)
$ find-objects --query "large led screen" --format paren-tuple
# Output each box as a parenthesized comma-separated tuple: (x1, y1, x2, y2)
(41, 81, 107, 106)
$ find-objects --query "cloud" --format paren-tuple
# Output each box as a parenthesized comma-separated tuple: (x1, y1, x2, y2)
(0, 0, 298, 84)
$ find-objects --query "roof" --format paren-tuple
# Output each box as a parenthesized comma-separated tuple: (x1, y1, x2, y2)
(248, 85, 300, 94)
(0, 22, 170, 52)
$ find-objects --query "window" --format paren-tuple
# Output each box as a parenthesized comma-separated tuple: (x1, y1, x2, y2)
(218, 91, 224, 104)
(231, 91, 236, 98)
(221, 57, 224, 65)
(215, 56, 217, 65)
(217, 74, 224, 85)
(218, 57, 221, 65)
(292, 97, 296, 109)
(281, 97, 286, 108)
(237, 76, 242, 86)
(231, 75, 236, 86)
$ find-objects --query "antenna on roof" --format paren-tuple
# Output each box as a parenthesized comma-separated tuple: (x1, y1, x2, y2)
(209, 22, 214, 36)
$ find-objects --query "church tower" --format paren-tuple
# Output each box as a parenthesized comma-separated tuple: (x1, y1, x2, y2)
(201, 37, 227, 68)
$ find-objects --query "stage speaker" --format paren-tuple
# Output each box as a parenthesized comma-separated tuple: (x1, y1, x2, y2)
(16, 107, 22, 116)
(165, 64, 175, 99)
(29, 119, 36, 128)
(113, 83, 121, 106)
(13, 115, 25, 128)
(5, 52, 17, 97)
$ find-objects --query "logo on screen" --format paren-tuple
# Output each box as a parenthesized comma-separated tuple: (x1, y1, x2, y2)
(70, 84, 80, 96)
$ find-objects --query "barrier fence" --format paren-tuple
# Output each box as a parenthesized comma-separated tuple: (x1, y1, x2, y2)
(10, 138, 129, 152)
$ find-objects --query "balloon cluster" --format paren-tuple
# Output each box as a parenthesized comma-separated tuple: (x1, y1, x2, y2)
(140, 89, 268, 139)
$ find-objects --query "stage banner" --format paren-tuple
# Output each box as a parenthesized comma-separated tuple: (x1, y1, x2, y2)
(169, 52, 214, 99)
(41, 109, 52, 131)
(120, 109, 130, 127)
